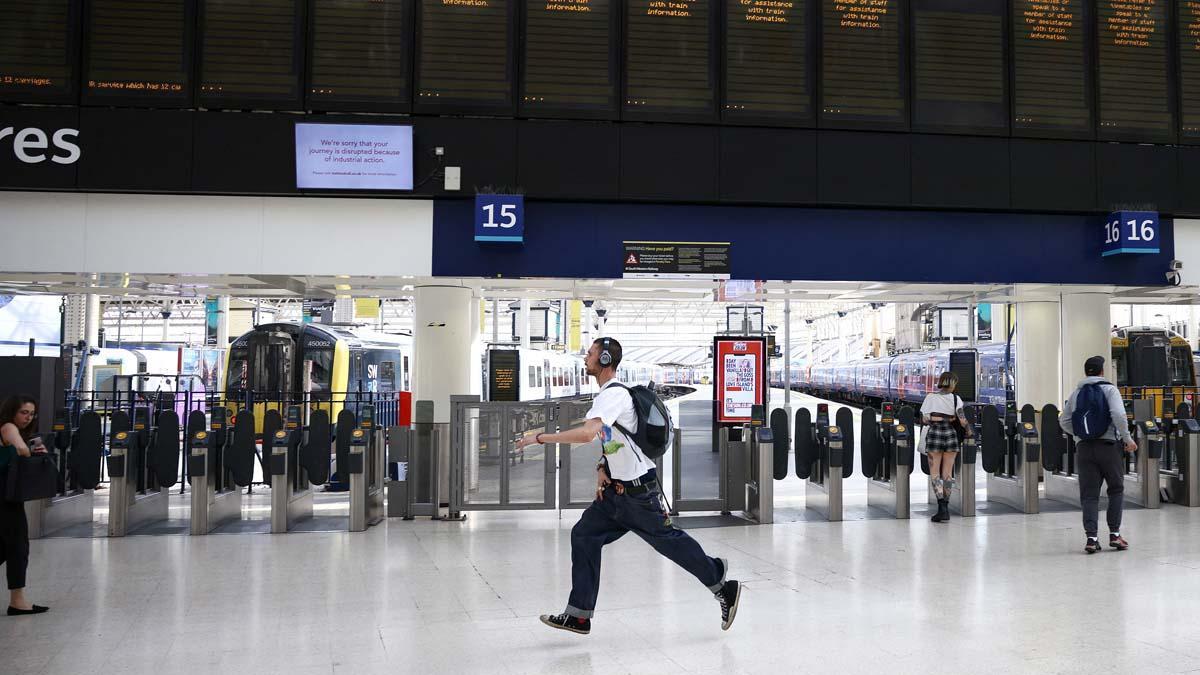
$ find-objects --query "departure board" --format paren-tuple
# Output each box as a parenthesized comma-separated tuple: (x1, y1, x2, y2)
(1180, 0, 1200, 141)
(724, 0, 813, 123)
(1097, 0, 1173, 141)
(309, 0, 410, 111)
(912, 0, 1006, 134)
(199, 0, 304, 108)
(521, 0, 617, 116)
(1012, 0, 1092, 137)
(624, 0, 715, 120)
(821, 0, 907, 129)
(416, 0, 513, 109)
(0, 0, 77, 103)
(84, 0, 192, 105)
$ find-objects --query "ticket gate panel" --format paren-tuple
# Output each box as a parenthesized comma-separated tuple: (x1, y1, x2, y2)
(69, 411, 103, 490)
(769, 408, 789, 480)
(271, 407, 313, 532)
(227, 410, 256, 488)
(107, 418, 169, 537)
(149, 410, 181, 489)
(806, 420, 843, 522)
(1169, 417, 1200, 506)
(1127, 419, 1162, 509)
(860, 408, 881, 480)
(865, 407, 911, 519)
(189, 427, 243, 535)
(1041, 405, 1085, 507)
(836, 408, 855, 479)
(301, 410, 332, 485)
(986, 411, 1040, 514)
(794, 408, 814, 480)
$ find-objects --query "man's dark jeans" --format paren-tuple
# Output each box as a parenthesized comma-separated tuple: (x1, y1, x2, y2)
(565, 485, 724, 619)
(1076, 439, 1126, 537)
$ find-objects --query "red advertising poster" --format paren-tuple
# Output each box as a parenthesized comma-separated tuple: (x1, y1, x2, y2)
(714, 337, 766, 423)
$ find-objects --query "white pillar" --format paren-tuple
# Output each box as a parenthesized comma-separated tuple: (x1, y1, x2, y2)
(1060, 293, 1112, 401)
(783, 298, 791, 411)
(1015, 301, 1061, 411)
(413, 286, 474, 424)
(216, 296, 230, 347)
(82, 294, 101, 392)
(520, 299, 531, 349)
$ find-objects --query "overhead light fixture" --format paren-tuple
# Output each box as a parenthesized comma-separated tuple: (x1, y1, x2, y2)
(335, 284, 352, 291)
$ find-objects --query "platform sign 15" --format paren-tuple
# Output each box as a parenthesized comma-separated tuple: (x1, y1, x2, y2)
(474, 194, 524, 243)
(1102, 211, 1159, 257)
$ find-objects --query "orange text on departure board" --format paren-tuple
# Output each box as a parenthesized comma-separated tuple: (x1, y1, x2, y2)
(1022, 1, 1075, 41)
(1107, 0, 1158, 48)
(546, 0, 590, 11)
(740, 0, 793, 24)
(647, 0, 696, 18)
(835, 0, 889, 30)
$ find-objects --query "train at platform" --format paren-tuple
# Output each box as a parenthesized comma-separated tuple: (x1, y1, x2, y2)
(771, 326, 1198, 417)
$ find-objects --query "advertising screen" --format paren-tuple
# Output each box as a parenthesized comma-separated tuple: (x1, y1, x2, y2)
(295, 123, 414, 190)
(714, 337, 766, 423)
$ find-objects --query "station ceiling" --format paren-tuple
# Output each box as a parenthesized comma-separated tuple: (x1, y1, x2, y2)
(0, 272, 1196, 306)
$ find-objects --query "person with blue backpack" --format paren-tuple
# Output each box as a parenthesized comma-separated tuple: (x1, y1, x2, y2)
(1058, 355, 1137, 554)
(516, 337, 741, 634)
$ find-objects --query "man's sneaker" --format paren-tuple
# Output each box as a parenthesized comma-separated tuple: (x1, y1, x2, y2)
(539, 612, 591, 635)
(716, 580, 742, 631)
(1084, 538, 1102, 555)
(1109, 534, 1129, 551)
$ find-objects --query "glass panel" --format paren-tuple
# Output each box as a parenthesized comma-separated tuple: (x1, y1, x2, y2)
(678, 400, 720, 500)
(507, 404, 549, 504)
(561, 402, 601, 504)
(464, 407, 503, 505)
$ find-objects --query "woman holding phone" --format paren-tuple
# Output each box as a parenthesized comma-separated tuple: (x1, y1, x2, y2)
(0, 395, 49, 615)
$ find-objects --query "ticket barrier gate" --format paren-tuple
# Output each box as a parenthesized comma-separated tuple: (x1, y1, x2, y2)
(348, 405, 386, 532)
(742, 422, 775, 524)
(982, 404, 1040, 513)
(269, 406, 313, 533)
(1126, 417, 1163, 509)
(1165, 405, 1200, 506)
(1041, 404, 1082, 507)
(108, 409, 169, 537)
(863, 403, 914, 519)
(27, 410, 101, 539)
(188, 407, 244, 535)
(797, 404, 852, 521)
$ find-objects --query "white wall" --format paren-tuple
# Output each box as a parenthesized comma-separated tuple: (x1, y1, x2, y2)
(0, 191, 433, 276)
(1174, 219, 1200, 286)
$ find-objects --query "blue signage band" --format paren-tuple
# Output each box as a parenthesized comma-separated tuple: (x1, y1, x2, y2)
(1102, 247, 1160, 257)
(475, 235, 524, 242)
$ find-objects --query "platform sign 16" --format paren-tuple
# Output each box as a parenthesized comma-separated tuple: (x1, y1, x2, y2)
(474, 194, 524, 243)
(1102, 211, 1159, 257)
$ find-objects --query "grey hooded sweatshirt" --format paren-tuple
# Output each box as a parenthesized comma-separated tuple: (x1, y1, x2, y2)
(1057, 376, 1133, 444)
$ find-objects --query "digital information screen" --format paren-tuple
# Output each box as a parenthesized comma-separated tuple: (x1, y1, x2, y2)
(0, 0, 76, 103)
(724, 0, 812, 123)
(488, 349, 519, 401)
(821, 0, 906, 128)
(309, 0, 409, 110)
(1012, 0, 1092, 137)
(1180, 0, 1200, 141)
(416, 0, 513, 108)
(522, 0, 616, 116)
(295, 123, 414, 190)
(624, 0, 715, 119)
(912, 0, 1006, 133)
(199, 0, 303, 107)
(84, 0, 192, 104)
(1097, 0, 1173, 140)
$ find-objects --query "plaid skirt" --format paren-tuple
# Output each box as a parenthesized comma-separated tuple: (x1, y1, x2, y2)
(922, 421, 960, 454)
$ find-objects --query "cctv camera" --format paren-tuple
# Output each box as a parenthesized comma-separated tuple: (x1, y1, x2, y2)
(1170, 259, 1184, 271)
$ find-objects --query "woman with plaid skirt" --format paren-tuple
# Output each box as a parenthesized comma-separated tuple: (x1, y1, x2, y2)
(919, 372, 973, 523)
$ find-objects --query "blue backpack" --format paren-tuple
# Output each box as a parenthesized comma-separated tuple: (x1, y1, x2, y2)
(1072, 382, 1113, 440)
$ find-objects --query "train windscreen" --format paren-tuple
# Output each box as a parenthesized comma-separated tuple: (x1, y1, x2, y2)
(1170, 345, 1194, 386)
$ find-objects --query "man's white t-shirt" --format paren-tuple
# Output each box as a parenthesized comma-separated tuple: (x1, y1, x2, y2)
(920, 392, 963, 418)
(587, 380, 656, 480)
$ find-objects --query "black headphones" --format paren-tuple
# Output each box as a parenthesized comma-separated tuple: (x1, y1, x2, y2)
(599, 338, 613, 367)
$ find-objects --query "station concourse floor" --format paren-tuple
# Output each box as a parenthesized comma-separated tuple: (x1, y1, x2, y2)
(5, 395, 1200, 674)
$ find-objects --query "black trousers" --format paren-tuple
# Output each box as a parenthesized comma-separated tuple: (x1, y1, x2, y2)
(0, 500, 29, 590)
(1076, 439, 1125, 537)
